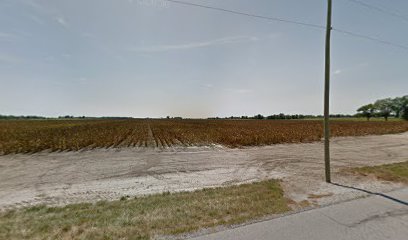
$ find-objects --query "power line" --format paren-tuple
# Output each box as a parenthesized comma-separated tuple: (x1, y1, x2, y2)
(164, 0, 326, 29)
(332, 28, 408, 50)
(344, 0, 408, 23)
(164, 0, 408, 51)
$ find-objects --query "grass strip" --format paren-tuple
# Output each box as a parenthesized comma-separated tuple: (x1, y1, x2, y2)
(351, 161, 408, 183)
(0, 180, 290, 240)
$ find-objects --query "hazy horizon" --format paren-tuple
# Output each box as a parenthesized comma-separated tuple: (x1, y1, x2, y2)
(1, 0, 407, 118)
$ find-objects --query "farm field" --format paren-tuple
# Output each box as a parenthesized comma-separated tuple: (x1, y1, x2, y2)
(1, 119, 408, 155)
(0, 122, 407, 238)
(0, 132, 407, 210)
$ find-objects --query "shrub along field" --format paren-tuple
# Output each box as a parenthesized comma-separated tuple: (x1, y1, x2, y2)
(0, 119, 408, 155)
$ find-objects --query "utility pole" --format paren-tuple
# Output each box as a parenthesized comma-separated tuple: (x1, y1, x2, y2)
(324, 0, 332, 183)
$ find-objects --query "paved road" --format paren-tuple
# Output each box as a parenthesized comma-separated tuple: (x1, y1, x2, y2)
(190, 188, 408, 240)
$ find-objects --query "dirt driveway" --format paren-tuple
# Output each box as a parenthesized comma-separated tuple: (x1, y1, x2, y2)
(0, 132, 407, 210)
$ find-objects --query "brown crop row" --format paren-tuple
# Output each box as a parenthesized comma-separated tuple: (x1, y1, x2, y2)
(0, 119, 407, 155)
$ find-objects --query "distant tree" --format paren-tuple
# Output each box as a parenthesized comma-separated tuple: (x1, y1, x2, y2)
(401, 96, 408, 121)
(390, 97, 404, 118)
(374, 98, 394, 121)
(59, 115, 74, 119)
(402, 107, 408, 121)
(402, 107, 408, 120)
(357, 104, 376, 121)
(254, 114, 264, 120)
(0, 115, 46, 119)
(278, 113, 285, 119)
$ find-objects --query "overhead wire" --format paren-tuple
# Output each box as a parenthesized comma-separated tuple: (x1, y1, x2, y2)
(165, 0, 326, 30)
(332, 28, 408, 50)
(164, 0, 408, 51)
(343, 0, 408, 23)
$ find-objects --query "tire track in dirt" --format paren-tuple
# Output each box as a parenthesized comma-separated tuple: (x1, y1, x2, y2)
(0, 132, 407, 209)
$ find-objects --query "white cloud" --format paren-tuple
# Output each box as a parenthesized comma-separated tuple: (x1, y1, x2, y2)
(70, 77, 89, 85)
(81, 32, 95, 38)
(20, 0, 58, 16)
(0, 54, 21, 64)
(130, 36, 259, 53)
(0, 32, 18, 42)
(20, 0, 48, 12)
(226, 88, 253, 94)
(44, 55, 55, 62)
(0, 32, 14, 38)
(201, 83, 214, 89)
(29, 15, 44, 25)
(56, 17, 69, 27)
(357, 62, 369, 68)
(332, 63, 368, 76)
(130, 0, 170, 8)
(267, 33, 282, 39)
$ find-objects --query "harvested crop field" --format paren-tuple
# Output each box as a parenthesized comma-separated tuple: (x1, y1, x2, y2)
(1, 119, 407, 154)
(0, 132, 407, 210)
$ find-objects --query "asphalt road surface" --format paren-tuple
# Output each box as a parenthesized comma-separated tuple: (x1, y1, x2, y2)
(190, 188, 408, 240)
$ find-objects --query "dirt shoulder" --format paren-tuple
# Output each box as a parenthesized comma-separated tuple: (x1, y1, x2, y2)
(0, 132, 407, 210)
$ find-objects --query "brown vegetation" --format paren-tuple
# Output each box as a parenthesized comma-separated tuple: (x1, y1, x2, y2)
(0, 119, 407, 155)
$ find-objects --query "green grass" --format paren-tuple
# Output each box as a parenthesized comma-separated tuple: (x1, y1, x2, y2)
(0, 180, 290, 240)
(351, 161, 408, 183)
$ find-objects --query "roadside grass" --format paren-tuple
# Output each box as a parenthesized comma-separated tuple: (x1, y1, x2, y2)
(350, 161, 408, 183)
(0, 180, 290, 240)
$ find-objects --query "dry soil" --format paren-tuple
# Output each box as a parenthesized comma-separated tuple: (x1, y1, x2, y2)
(0, 132, 407, 210)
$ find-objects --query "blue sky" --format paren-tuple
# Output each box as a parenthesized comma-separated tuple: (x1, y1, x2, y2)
(0, 0, 407, 118)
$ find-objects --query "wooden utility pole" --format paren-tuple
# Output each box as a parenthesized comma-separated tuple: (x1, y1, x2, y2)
(324, 0, 332, 183)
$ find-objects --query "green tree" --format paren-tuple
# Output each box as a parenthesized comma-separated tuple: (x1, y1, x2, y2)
(254, 114, 264, 120)
(391, 97, 404, 118)
(374, 98, 393, 121)
(357, 104, 376, 121)
(401, 96, 408, 121)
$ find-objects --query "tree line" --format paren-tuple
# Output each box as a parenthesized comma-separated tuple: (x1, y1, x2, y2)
(2, 96, 407, 121)
(208, 114, 355, 120)
(357, 96, 408, 121)
(0, 115, 47, 120)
